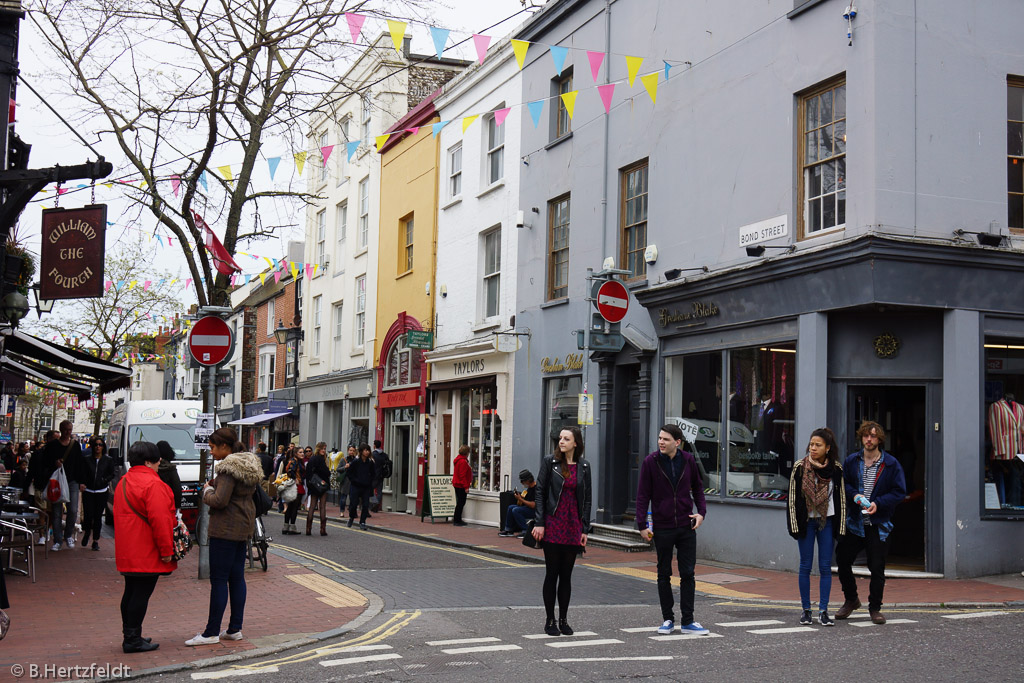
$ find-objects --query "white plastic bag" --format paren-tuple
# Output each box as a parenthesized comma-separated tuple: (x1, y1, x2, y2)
(54, 466, 70, 503)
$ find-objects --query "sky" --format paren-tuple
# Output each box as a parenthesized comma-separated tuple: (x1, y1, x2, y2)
(15, 0, 532, 322)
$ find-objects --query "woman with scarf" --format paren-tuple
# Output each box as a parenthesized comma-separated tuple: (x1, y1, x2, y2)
(786, 426, 846, 626)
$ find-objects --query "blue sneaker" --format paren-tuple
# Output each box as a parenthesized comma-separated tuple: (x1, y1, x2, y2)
(657, 619, 675, 635)
(679, 622, 709, 635)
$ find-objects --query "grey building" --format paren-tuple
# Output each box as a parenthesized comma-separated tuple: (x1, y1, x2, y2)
(512, 0, 1024, 577)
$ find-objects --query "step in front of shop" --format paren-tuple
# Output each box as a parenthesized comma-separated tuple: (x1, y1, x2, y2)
(587, 522, 652, 552)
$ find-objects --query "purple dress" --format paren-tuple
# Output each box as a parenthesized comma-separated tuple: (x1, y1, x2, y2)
(544, 463, 583, 548)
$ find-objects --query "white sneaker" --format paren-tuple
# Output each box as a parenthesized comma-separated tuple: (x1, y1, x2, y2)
(185, 633, 220, 646)
(219, 630, 244, 641)
(37, 537, 46, 546)
(50, 543, 61, 552)
(65, 538, 74, 549)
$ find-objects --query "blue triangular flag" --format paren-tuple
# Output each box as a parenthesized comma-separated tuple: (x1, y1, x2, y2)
(116, 280, 125, 291)
(664, 60, 672, 80)
(155, 235, 163, 246)
(267, 156, 281, 180)
(199, 171, 208, 190)
(244, 274, 251, 284)
(158, 279, 165, 288)
(432, 120, 449, 137)
(550, 45, 569, 76)
(528, 100, 545, 128)
(429, 27, 450, 59)
(346, 141, 360, 160)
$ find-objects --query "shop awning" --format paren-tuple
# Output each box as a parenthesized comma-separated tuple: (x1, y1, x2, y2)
(228, 411, 293, 426)
(4, 330, 131, 393)
(0, 353, 93, 398)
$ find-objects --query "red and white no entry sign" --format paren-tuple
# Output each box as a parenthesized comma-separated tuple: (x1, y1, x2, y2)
(188, 316, 233, 366)
(596, 280, 630, 323)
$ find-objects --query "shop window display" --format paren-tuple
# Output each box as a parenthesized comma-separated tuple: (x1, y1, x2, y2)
(984, 340, 1024, 513)
(458, 386, 502, 492)
(544, 376, 581, 454)
(663, 353, 722, 495)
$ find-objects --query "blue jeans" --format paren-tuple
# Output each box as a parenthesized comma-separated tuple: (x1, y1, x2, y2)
(796, 517, 834, 611)
(203, 538, 248, 637)
(504, 505, 535, 532)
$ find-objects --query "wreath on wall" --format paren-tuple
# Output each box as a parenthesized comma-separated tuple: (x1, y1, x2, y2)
(873, 332, 901, 359)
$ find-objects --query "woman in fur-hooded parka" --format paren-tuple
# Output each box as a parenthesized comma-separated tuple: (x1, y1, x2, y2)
(205, 450, 263, 542)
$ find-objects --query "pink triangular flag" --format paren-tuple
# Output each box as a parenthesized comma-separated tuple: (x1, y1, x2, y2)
(405, 127, 420, 135)
(274, 271, 282, 283)
(472, 34, 491, 65)
(494, 107, 511, 127)
(587, 51, 605, 81)
(305, 263, 314, 279)
(321, 145, 334, 164)
(345, 13, 365, 44)
(171, 174, 181, 197)
(598, 83, 616, 113)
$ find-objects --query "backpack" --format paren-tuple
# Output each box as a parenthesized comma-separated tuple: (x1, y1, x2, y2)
(380, 454, 393, 479)
(252, 483, 273, 517)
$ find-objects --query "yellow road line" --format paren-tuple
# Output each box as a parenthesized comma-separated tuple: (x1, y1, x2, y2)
(269, 543, 351, 572)
(231, 610, 421, 670)
(583, 564, 768, 600)
(286, 573, 368, 608)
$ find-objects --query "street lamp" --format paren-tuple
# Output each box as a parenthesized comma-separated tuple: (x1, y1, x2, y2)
(29, 284, 53, 318)
(176, 389, 184, 400)
(273, 319, 304, 392)
(0, 291, 29, 325)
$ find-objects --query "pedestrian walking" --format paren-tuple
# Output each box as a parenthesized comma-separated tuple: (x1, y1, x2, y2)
(277, 447, 304, 535)
(836, 420, 907, 625)
(186, 428, 262, 646)
(305, 442, 331, 536)
(370, 440, 392, 512)
(636, 424, 709, 636)
(346, 443, 375, 530)
(79, 437, 115, 551)
(452, 445, 472, 526)
(114, 441, 178, 653)
(532, 426, 591, 637)
(786, 427, 846, 626)
(335, 445, 355, 517)
(155, 441, 183, 517)
(37, 421, 82, 551)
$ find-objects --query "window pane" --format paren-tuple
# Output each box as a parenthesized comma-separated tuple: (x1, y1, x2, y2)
(837, 157, 846, 190)
(807, 165, 822, 198)
(820, 89, 833, 123)
(835, 120, 847, 154)
(823, 192, 836, 229)
(805, 131, 818, 164)
(1008, 85, 1024, 121)
(837, 189, 846, 226)
(545, 376, 581, 454)
(1009, 193, 1023, 230)
(834, 84, 846, 119)
(984, 339, 1024, 511)
(822, 161, 836, 194)
(805, 94, 819, 130)
(809, 197, 822, 233)
(486, 275, 499, 317)
(817, 126, 831, 161)
(664, 353, 722, 496)
(1009, 121, 1024, 157)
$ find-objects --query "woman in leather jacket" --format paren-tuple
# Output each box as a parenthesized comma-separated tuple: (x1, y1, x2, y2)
(532, 426, 591, 637)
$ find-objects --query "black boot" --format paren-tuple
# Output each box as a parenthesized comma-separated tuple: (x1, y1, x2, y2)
(81, 531, 90, 547)
(122, 628, 159, 653)
(558, 618, 574, 636)
(544, 617, 560, 636)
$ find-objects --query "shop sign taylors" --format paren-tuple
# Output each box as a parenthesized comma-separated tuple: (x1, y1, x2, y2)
(40, 205, 107, 300)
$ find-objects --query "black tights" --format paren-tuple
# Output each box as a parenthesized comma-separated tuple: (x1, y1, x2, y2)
(120, 574, 159, 635)
(284, 499, 300, 525)
(542, 543, 578, 620)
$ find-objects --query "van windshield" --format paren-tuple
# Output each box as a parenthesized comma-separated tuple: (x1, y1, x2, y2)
(128, 425, 200, 461)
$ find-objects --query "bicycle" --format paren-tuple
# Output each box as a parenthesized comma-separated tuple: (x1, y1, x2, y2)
(247, 514, 270, 571)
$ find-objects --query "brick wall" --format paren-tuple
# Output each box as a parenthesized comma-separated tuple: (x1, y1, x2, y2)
(240, 306, 258, 403)
(251, 279, 298, 395)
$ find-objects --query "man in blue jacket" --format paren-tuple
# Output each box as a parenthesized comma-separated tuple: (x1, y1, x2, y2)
(835, 421, 906, 625)
(636, 424, 709, 636)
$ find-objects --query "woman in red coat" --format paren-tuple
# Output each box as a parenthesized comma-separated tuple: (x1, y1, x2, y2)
(113, 441, 178, 653)
(452, 445, 473, 526)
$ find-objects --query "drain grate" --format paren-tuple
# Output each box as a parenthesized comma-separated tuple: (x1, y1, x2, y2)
(401, 655, 485, 675)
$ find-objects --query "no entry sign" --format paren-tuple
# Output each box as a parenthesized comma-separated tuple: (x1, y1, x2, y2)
(188, 316, 233, 366)
(595, 280, 630, 323)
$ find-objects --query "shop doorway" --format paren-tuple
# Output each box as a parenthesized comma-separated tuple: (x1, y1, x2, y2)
(388, 410, 415, 513)
(847, 385, 927, 569)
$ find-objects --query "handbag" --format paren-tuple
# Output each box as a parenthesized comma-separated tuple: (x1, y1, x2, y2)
(121, 479, 192, 561)
(522, 519, 541, 549)
(277, 477, 297, 502)
(308, 472, 328, 496)
(253, 483, 273, 517)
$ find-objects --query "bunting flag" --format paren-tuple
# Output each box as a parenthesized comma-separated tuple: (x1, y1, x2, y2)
(560, 91, 578, 119)
(550, 45, 569, 76)
(387, 20, 407, 55)
(527, 100, 544, 128)
(321, 145, 334, 164)
(640, 72, 659, 104)
(171, 175, 181, 197)
(346, 141, 360, 160)
(259, 273, 267, 285)
(293, 151, 307, 175)
(432, 120, 448, 137)
(199, 171, 208, 190)
(587, 51, 604, 81)
(345, 13, 365, 44)
(143, 280, 151, 291)
(193, 210, 242, 275)
(218, 165, 234, 181)
(405, 126, 420, 135)
(267, 156, 281, 180)
(664, 60, 672, 80)
(185, 278, 193, 290)
(375, 134, 390, 151)
(598, 83, 616, 114)
(429, 27, 449, 59)
(626, 56, 644, 87)
(462, 114, 479, 133)
(494, 107, 511, 127)
(472, 34, 491, 65)
(290, 262, 299, 279)
(305, 263, 314, 279)
(511, 39, 529, 70)
(273, 271, 282, 284)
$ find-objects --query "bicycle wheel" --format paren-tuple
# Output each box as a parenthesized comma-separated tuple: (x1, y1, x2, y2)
(253, 517, 269, 571)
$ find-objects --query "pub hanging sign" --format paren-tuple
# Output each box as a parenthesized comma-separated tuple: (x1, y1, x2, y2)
(40, 204, 107, 300)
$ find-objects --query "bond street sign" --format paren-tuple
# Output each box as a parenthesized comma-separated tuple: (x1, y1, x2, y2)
(39, 205, 107, 300)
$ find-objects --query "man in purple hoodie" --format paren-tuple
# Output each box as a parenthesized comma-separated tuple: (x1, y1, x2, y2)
(636, 424, 709, 636)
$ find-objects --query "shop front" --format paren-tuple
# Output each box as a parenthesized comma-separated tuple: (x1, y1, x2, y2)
(425, 341, 513, 525)
(230, 398, 298, 452)
(299, 369, 375, 452)
(635, 235, 1024, 578)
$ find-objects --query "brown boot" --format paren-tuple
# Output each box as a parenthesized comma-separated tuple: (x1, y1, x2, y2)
(870, 610, 886, 624)
(305, 519, 312, 535)
(835, 599, 861, 619)
(320, 520, 328, 536)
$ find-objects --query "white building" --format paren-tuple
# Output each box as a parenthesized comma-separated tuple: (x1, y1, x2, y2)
(128, 362, 164, 401)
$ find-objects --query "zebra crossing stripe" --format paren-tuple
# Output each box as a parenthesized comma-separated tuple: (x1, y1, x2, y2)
(715, 620, 785, 627)
(648, 633, 724, 641)
(545, 638, 624, 649)
(191, 667, 280, 680)
(548, 656, 675, 663)
(525, 630, 599, 639)
(747, 626, 816, 634)
(314, 644, 392, 655)
(319, 653, 403, 667)
(425, 637, 501, 646)
(941, 611, 1008, 620)
(441, 644, 523, 654)
(849, 619, 917, 627)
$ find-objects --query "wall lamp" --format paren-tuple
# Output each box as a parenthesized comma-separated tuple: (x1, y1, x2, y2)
(953, 228, 1005, 247)
(664, 266, 709, 281)
(745, 244, 796, 257)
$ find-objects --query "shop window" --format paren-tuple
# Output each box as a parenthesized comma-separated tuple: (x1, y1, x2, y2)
(663, 353, 722, 495)
(798, 76, 846, 237)
(348, 397, 369, 448)
(544, 375, 581, 455)
(983, 339, 1024, 514)
(1008, 78, 1024, 232)
(458, 386, 502, 492)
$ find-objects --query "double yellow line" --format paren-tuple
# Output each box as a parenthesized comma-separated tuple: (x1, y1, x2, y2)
(269, 542, 351, 572)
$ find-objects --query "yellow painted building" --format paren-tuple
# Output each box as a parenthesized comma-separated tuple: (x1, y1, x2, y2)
(373, 93, 442, 514)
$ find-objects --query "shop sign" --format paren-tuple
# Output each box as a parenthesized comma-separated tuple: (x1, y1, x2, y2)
(380, 388, 419, 408)
(540, 353, 584, 373)
(406, 330, 434, 350)
(40, 205, 107, 300)
(453, 358, 486, 377)
(738, 214, 788, 247)
(421, 474, 457, 522)
(657, 302, 720, 327)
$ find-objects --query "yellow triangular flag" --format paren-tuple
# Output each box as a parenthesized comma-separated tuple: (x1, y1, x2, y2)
(626, 55, 644, 87)
(560, 91, 578, 119)
(511, 39, 529, 70)
(375, 134, 391, 151)
(218, 165, 233, 181)
(313, 264, 320, 277)
(462, 115, 479, 133)
(293, 151, 307, 175)
(259, 273, 267, 285)
(128, 280, 137, 290)
(387, 19, 407, 55)
(169, 279, 177, 286)
(103, 183, 113, 189)
(290, 263, 299, 279)
(640, 72, 659, 104)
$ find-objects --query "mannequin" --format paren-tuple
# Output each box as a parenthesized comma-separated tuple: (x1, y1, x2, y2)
(988, 393, 1024, 507)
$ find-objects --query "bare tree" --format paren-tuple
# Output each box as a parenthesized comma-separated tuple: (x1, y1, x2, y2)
(31, 0, 433, 307)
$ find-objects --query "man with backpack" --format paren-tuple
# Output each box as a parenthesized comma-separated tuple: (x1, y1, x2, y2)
(370, 440, 392, 512)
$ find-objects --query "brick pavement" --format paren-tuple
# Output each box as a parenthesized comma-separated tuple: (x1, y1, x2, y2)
(0, 530, 373, 676)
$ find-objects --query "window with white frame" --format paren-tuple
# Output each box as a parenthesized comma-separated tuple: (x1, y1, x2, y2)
(319, 130, 329, 183)
(266, 298, 276, 334)
(486, 109, 505, 185)
(448, 143, 462, 198)
(482, 228, 501, 319)
(295, 277, 302, 317)
(799, 77, 846, 237)
(358, 177, 369, 249)
(312, 295, 322, 358)
(333, 302, 344, 369)
(355, 275, 366, 348)
(400, 215, 414, 273)
(258, 345, 275, 397)
(361, 96, 371, 141)
(337, 117, 350, 184)
(316, 209, 326, 267)
(285, 339, 297, 381)
(336, 201, 347, 246)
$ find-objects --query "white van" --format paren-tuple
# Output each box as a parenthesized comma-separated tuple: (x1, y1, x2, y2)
(106, 400, 209, 529)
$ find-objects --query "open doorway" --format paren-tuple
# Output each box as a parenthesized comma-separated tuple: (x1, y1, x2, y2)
(847, 385, 927, 569)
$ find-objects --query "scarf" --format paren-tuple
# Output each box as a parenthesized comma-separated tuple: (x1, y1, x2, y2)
(801, 456, 833, 520)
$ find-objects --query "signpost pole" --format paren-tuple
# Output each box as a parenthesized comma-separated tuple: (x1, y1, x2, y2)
(197, 368, 214, 580)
